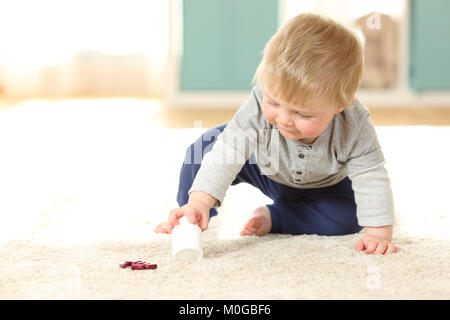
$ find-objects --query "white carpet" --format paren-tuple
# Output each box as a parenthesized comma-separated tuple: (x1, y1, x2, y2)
(1, 99, 450, 299)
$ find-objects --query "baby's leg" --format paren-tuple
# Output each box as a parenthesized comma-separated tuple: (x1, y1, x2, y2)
(268, 178, 362, 236)
(267, 200, 361, 236)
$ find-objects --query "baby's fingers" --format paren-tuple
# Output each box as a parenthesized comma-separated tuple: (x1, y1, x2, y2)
(168, 208, 185, 226)
(364, 240, 378, 254)
(383, 243, 398, 255)
(355, 239, 365, 252)
(373, 242, 388, 255)
(196, 213, 209, 231)
(154, 221, 174, 234)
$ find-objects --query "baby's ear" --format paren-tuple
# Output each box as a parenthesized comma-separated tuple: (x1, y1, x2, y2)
(336, 105, 345, 114)
(336, 96, 355, 114)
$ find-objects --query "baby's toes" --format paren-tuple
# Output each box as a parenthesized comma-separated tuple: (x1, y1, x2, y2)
(240, 217, 260, 236)
(247, 217, 261, 230)
(240, 226, 255, 236)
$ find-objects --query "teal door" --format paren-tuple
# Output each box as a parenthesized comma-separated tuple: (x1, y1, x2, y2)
(180, 0, 279, 91)
(410, 0, 450, 91)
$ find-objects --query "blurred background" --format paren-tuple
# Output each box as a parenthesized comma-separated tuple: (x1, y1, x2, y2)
(1, 0, 450, 126)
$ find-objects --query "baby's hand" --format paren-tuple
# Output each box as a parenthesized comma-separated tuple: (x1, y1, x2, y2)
(355, 235, 399, 255)
(154, 201, 210, 234)
(168, 202, 210, 231)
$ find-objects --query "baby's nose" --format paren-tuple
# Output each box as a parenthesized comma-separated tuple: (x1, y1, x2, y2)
(278, 113, 294, 127)
(278, 110, 294, 127)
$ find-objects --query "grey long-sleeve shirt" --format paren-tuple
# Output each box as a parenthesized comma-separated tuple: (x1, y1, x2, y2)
(188, 86, 395, 227)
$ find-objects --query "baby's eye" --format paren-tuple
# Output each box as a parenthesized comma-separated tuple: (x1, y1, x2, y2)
(297, 113, 311, 119)
(269, 101, 279, 107)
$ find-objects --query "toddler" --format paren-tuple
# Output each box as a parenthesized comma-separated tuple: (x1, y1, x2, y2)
(156, 13, 399, 255)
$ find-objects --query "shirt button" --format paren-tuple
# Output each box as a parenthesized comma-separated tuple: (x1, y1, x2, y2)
(296, 171, 302, 175)
(298, 153, 304, 159)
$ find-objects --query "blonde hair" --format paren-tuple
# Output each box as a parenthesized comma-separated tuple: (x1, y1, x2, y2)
(253, 13, 364, 108)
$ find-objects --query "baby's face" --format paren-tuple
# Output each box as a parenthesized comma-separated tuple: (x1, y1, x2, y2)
(262, 90, 344, 143)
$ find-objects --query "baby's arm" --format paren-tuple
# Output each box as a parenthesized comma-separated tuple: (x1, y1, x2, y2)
(187, 87, 264, 212)
(345, 105, 398, 255)
(188, 190, 218, 209)
(156, 87, 264, 234)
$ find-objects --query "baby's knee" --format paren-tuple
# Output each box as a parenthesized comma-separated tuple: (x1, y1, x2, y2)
(317, 223, 363, 236)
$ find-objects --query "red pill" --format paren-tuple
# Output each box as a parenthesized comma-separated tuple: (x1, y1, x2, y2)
(121, 260, 157, 270)
(120, 261, 133, 268)
(131, 264, 144, 270)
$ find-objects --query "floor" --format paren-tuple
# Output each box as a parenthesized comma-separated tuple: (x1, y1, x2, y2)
(152, 105, 450, 128)
(3, 97, 450, 128)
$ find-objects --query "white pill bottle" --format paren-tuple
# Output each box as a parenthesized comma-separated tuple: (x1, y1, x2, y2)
(171, 216, 203, 261)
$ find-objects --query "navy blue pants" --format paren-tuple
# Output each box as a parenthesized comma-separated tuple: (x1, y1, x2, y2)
(176, 123, 362, 236)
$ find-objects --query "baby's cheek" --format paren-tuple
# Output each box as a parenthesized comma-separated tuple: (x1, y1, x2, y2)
(298, 122, 320, 136)
(262, 108, 276, 124)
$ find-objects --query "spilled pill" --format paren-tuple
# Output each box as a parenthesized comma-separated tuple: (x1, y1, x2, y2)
(121, 260, 157, 270)
(131, 264, 144, 270)
(120, 261, 133, 268)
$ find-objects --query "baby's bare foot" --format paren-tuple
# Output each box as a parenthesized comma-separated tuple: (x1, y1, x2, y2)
(154, 221, 174, 234)
(240, 206, 272, 237)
